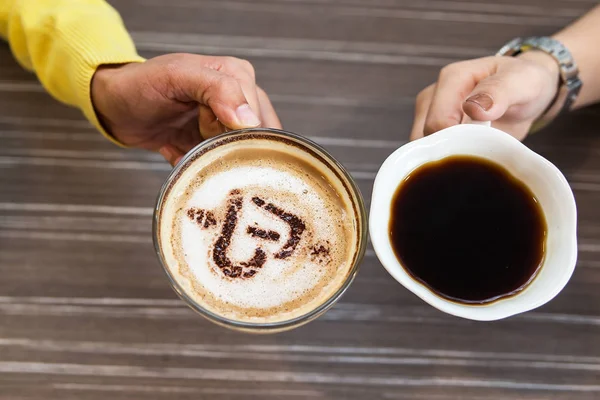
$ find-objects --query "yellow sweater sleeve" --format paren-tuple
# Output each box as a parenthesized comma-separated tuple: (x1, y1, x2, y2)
(0, 0, 145, 146)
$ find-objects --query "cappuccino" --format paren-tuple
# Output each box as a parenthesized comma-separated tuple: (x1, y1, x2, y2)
(156, 131, 363, 326)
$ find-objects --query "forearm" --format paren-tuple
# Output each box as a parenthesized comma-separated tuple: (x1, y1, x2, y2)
(553, 5, 600, 109)
(0, 0, 144, 145)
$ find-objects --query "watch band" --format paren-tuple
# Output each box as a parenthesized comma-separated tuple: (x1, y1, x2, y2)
(496, 37, 582, 132)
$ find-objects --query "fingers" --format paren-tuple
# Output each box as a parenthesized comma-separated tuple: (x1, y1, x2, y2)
(410, 84, 435, 141)
(175, 107, 203, 152)
(200, 71, 261, 130)
(416, 55, 558, 140)
(423, 57, 499, 135)
(219, 59, 283, 131)
(165, 56, 261, 130)
(155, 54, 283, 161)
(198, 86, 280, 140)
(198, 104, 226, 139)
(462, 62, 551, 122)
(257, 86, 282, 129)
(167, 55, 287, 136)
(159, 144, 185, 166)
(489, 119, 532, 142)
(225, 58, 262, 126)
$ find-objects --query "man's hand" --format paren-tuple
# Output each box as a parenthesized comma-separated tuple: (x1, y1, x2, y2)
(91, 53, 282, 165)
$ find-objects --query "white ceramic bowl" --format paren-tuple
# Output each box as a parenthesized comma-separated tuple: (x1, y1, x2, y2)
(369, 123, 578, 321)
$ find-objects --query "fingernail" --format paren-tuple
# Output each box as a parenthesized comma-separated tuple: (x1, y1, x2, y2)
(235, 104, 261, 127)
(465, 93, 493, 111)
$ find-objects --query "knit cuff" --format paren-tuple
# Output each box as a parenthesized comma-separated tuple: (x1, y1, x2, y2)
(78, 57, 146, 147)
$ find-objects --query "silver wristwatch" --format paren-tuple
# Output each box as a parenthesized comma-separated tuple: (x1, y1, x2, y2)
(496, 37, 582, 132)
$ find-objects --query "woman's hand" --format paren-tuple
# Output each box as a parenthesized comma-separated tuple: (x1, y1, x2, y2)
(91, 53, 282, 165)
(410, 51, 560, 142)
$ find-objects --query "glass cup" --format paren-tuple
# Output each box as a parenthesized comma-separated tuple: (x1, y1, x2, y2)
(153, 128, 367, 333)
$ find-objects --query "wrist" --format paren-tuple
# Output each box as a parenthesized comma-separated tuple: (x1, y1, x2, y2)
(518, 50, 562, 126)
(91, 64, 130, 137)
(498, 36, 582, 133)
(517, 50, 561, 84)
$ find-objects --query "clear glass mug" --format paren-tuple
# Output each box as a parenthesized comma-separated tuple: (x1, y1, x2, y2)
(153, 128, 368, 333)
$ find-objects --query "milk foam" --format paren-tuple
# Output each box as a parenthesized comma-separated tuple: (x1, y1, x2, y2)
(159, 137, 358, 323)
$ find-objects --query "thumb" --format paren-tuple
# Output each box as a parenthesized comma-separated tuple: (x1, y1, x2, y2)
(462, 67, 542, 122)
(172, 66, 261, 130)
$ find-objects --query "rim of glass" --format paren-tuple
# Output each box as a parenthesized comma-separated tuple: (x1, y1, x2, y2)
(152, 128, 368, 332)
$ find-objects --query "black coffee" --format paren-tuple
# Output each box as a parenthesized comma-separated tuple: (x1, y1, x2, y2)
(389, 156, 547, 304)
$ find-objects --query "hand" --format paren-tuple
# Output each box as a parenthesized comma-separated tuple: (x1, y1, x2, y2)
(410, 51, 560, 142)
(91, 53, 282, 165)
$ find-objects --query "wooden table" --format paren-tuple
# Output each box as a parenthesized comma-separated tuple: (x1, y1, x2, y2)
(1, 0, 599, 398)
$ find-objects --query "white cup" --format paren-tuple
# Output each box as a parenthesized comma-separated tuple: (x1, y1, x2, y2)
(369, 122, 578, 321)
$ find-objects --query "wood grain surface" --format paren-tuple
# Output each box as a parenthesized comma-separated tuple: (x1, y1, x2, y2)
(1, 0, 600, 399)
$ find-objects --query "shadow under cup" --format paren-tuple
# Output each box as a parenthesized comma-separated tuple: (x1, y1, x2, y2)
(153, 128, 367, 333)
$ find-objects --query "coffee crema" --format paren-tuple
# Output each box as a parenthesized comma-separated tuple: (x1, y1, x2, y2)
(157, 134, 360, 324)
